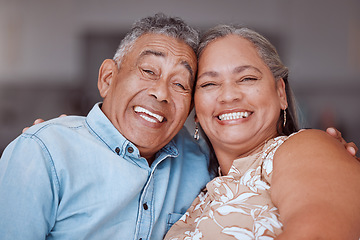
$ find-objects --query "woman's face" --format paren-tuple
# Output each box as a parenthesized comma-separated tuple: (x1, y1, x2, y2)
(195, 35, 287, 157)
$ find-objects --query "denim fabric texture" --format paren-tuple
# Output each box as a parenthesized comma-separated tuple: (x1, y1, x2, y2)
(0, 103, 211, 240)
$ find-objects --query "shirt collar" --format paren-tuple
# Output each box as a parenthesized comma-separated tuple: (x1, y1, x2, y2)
(85, 103, 179, 161)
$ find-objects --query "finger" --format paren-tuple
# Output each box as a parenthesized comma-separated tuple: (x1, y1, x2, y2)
(34, 119, 45, 125)
(22, 119, 44, 133)
(59, 114, 67, 117)
(346, 146, 356, 156)
(326, 127, 345, 144)
(326, 127, 340, 138)
(346, 142, 358, 154)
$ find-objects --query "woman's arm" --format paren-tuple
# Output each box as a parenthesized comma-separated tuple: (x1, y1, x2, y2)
(271, 129, 360, 239)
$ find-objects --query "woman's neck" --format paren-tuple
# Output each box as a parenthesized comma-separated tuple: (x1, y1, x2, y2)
(214, 133, 279, 175)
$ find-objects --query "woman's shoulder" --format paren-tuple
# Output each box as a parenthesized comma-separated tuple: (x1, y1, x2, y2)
(276, 128, 343, 155)
(270, 129, 328, 145)
(270, 129, 360, 238)
(261, 130, 305, 160)
(273, 128, 358, 171)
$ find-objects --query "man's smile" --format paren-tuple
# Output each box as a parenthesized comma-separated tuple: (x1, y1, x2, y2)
(134, 106, 165, 123)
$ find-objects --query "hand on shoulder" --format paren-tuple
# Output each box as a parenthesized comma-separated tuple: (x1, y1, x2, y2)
(326, 127, 358, 159)
(22, 114, 67, 133)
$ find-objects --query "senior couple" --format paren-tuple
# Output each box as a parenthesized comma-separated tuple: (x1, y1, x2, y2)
(1, 13, 359, 239)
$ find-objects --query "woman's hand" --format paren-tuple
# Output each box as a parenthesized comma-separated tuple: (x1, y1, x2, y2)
(22, 114, 67, 133)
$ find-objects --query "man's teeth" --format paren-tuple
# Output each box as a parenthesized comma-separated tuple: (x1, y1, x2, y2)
(134, 106, 164, 123)
(218, 112, 250, 121)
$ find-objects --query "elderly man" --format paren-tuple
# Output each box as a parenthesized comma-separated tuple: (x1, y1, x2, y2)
(0, 13, 211, 240)
(0, 13, 358, 240)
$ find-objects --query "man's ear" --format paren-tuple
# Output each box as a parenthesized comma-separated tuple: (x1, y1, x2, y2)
(276, 78, 288, 109)
(98, 59, 117, 98)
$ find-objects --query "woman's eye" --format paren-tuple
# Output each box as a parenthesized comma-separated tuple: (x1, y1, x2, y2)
(200, 82, 216, 88)
(241, 77, 258, 82)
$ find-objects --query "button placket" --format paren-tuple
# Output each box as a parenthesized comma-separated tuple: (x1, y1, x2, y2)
(136, 173, 154, 240)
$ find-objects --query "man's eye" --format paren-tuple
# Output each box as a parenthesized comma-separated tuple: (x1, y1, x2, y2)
(143, 69, 155, 75)
(174, 83, 186, 90)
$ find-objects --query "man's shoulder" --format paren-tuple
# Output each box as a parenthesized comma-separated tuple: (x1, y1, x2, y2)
(1, 115, 88, 162)
(23, 115, 86, 136)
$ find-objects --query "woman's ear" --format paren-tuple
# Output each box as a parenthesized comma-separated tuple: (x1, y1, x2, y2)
(276, 78, 288, 109)
(98, 59, 117, 98)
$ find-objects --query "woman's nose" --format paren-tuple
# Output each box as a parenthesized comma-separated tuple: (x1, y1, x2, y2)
(217, 83, 242, 103)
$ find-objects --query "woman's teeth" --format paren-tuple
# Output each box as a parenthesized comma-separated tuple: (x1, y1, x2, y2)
(218, 112, 250, 121)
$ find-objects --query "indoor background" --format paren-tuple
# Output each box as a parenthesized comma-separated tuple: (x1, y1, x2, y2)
(0, 0, 359, 153)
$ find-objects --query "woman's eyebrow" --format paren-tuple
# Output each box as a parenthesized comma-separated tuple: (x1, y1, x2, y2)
(233, 65, 262, 74)
(197, 71, 218, 80)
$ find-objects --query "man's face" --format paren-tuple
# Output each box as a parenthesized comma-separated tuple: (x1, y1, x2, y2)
(99, 34, 197, 161)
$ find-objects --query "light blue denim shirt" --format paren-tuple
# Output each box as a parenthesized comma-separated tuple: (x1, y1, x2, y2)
(0, 103, 211, 240)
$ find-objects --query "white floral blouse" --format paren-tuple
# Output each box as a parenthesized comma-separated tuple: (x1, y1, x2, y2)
(164, 135, 292, 240)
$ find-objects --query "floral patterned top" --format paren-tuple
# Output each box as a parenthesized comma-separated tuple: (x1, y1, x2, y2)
(164, 134, 294, 240)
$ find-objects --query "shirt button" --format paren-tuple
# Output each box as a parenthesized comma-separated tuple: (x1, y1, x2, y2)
(127, 147, 134, 153)
(115, 147, 120, 155)
(143, 203, 148, 210)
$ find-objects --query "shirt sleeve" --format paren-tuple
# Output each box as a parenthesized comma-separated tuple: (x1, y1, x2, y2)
(0, 133, 59, 239)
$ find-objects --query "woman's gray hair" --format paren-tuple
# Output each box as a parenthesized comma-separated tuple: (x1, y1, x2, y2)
(198, 25, 288, 83)
(198, 25, 299, 176)
(198, 25, 298, 136)
(113, 13, 199, 68)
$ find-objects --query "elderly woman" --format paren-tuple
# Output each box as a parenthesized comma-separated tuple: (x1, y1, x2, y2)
(165, 25, 360, 239)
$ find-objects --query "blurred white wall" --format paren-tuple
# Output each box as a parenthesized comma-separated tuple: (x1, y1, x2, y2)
(0, 0, 359, 150)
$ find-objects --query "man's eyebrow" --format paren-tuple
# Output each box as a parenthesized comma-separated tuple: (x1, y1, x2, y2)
(139, 50, 165, 58)
(181, 61, 194, 80)
(139, 50, 194, 79)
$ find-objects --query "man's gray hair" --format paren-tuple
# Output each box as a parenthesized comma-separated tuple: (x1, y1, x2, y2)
(113, 13, 199, 68)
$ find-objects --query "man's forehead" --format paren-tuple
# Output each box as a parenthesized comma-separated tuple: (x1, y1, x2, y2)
(135, 33, 195, 57)
(134, 34, 197, 77)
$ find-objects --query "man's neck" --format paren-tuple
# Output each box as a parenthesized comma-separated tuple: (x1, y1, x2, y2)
(143, 154, 155, 166)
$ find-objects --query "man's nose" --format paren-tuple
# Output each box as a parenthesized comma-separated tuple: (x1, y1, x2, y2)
(148, 78, 170, 103)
